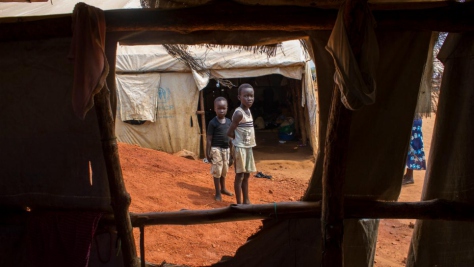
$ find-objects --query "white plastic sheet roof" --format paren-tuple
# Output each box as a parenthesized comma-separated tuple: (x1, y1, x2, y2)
(116, 40, 307, 73)
(116, 40, 308, 89)
(0, 0, 140, 17)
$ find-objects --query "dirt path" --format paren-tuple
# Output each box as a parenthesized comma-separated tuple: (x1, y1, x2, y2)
(120, 129, 312, 266)
(375, 114, 436, 267)
(120, 114, 435, 266)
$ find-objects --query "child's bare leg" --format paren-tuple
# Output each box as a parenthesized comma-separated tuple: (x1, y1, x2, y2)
(242, 173, 251, 204)
(234, 173, 244, 204)
(220, 176, 233, 196)
(213, 178, 222, 201)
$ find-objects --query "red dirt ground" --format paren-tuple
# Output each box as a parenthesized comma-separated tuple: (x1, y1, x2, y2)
(119, 115, 435, 266)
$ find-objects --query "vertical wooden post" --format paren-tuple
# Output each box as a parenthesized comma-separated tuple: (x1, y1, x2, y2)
(295, 80, 308, 146)
(140, 226, 145, 267)
(321, 0, 368, 266)
(290, 83, 301, 138)
(94, 38, 139, 267)
(105, 34, 118, 119)
(199, 90, 207, 158)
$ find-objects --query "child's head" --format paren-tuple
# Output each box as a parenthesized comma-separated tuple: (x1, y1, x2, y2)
(214, 97, 228, 119)
(237, 83, 255, 109)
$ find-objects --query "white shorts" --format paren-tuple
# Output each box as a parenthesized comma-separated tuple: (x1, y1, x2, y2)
(234, 146, 256, 174)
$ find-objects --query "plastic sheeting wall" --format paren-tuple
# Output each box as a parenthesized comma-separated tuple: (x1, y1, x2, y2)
(0, 38, 111, 210)
(407, 32, 474, 267)
(115, 73, 201, 156)
(303, 62, 318, 155)
(214, 30, 432, 267)
(115, 41, 310, 155)
(307, 30, 432, 201)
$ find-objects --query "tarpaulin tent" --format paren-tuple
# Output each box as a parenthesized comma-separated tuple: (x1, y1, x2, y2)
(113, 41, 316, 157)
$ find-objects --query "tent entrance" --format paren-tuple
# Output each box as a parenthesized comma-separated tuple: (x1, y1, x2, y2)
(199, 74, 313, 159)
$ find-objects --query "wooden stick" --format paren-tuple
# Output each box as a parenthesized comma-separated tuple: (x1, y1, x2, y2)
(103, 2, 474, 33)
(104, 33, 120, 119)
(94, 88, 139, 267)
(199, 90, 207, 158)
(140, 226, 145, 267)
(321, 0, 370, 265)
(95, 199, 474, 227)
(295, 80, 308, 145)
(1, 2, 474, 42)
(290, 81, 301, 138)
(95, 38, 139, 266)
(5, 199, 474, 226)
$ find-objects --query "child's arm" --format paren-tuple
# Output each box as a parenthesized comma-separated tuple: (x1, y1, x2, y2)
(228, 138, 234, 166)
(227, 110, 243, 139)
(206, 134, 213, 162)
(206, 121, 215, 161)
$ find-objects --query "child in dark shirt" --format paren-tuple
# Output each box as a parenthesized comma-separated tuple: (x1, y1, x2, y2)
(206, 97, 234, 201)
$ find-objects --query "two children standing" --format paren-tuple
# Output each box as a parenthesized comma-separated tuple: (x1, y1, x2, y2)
(206, 83, 256, 204)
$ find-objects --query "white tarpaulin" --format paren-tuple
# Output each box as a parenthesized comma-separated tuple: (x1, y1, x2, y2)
(116, 73, 160, 122)
(304, 62, 318, 153)
(116, 73, 201, 156)
(116, 40, 306, 89)
(0, 0, 140, 17)
(115, 40, 312, 155)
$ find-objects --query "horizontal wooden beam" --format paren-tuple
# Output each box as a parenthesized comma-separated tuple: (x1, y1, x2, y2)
(1, 2, 473, 42)
(96, 199, 474, 227)
(2, 199, 474, 226)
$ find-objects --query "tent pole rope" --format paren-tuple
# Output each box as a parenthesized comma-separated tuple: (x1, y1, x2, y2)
(94, 39, 139, 267)
(321, 0, 368, 266)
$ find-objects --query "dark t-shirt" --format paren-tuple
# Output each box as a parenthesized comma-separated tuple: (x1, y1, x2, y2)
(207, 117, 231, 148)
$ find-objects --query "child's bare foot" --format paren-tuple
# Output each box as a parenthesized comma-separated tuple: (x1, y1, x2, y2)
(243, 199, 251, 205)
(402, 175, 414, 185)
(221, 190, 234, 196)
(215, 194, 222, 201)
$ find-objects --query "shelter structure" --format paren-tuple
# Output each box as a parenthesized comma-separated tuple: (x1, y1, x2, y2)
(1, 0, 474, 267)
(114, 41, 317, 157)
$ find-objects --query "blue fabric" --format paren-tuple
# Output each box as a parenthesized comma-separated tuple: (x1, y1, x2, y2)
(406, 118, 426, 170)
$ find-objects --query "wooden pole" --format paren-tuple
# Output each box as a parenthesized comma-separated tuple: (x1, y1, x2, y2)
(2, 2, 474, 42)
(295, 80, 308, 145)
(95, 38, 139, 267)
(199, 90, 207, 158)
(290, 81, 301, 138)
(321, 0, 368, 266)
(140, 226, 145, 267)
(96, 199, 474, 227)
(94, 88, 139, 267)
(104, 34, 120, 119)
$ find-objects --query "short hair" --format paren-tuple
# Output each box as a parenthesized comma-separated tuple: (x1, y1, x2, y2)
(214, 96, 227, 105)
(237, 83, 254, 95)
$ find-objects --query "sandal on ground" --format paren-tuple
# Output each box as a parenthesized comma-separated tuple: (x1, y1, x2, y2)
(255, 172, 272, 179)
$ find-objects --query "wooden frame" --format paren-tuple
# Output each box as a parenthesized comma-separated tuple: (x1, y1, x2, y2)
(2, 1, 472, 267)
(1, 2, 474, 42)
(97, 199, 474, 227)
